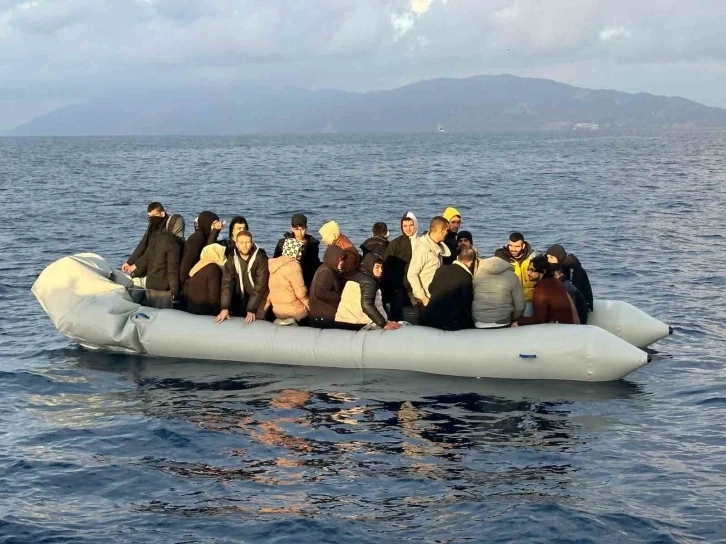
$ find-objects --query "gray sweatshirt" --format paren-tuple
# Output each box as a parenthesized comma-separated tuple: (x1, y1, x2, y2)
(472, 257, 527, 325)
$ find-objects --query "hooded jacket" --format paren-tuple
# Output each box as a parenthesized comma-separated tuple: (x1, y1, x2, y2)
(472, 257, 527, 326)
(546, 244, 594, 311)
(422, 260, 474, 331)
(360, 236, 389, 259)
(127, 213, 184, 266)
(561, 278, 588, 325)
(180, 211, 221, 287)
(509, 242, 538, 302)
(221, 216, 249, 257)
(309, 246, 346, 321)
(221, 244, 269, 316)
(131, 216, 184, 299)
(268, 256, 310, 321)
(442, 207, 462, 265)
(273, 233, 321, 289)
(407, 233, 451, 302)
(382, 212, 419, 304)
(335, 253, 387, 328)
(184, 243, 226, 316)
(319, 221, 361, 277)
(517, 276, 580, 326)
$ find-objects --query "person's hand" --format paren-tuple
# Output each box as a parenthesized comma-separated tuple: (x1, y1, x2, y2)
(421, 296, 430, 306)
(384, 321, 402, 330)
(244, 312, 256, 324)
(121, 262, 131, 273)
(511, 321, 519, 327)
(214, 310, 230, 323)
(128, 264, 137, 274)
(211, 220, 224, 231)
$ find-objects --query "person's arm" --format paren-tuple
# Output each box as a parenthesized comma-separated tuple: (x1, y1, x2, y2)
(359, 279, 387, 328)
(127, 227, 150, 266)
(179, 234, 202, 287)
(167, 244, 181, 303)
(511, 275, 527, 321)
(517, 286, 549, 325)
(206, 228, 220, 246)
(220, 260, 236, 311)
(315, 269, 342, 306)
(291, 267, 309, 309)
(131, 253, 148, 278)
(406, 248, 427, 302)
(574, 267, 594, 311)
(247, 257, 270, 313)
(273, 239, 284, 259)
(208, 266, 223, 313)
(463, 277, 474, 325)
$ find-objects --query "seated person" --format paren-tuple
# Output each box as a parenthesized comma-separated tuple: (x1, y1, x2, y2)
(268, 239, 310, 324)
(273, 213, 321, 290)
(319, 220, 361, 277)
(335, 254, 401, 330)
(221, 216, 249, 256)
(422, 247, 476, 331)
(180, 211, 223, 286)
(514, 256, 579, 326)
(545, 244, 594, 312)
(184, 243, 226, 316)
(553, 264, 588, 325)
(309, 246, 347, 329)
(472, 248, 526, 328)
(360, 222, 389, 258)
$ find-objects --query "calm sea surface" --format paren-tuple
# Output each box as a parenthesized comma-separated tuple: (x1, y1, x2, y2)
(1, 132, 725, 543)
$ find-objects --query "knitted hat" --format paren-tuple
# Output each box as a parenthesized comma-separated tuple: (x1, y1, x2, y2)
(457, 230, 473, 244)
(282, 238, 305, 258)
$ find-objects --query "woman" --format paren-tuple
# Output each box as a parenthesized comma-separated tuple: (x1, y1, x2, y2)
(184, 243, 226, 316)
(267, 239, 310, 324)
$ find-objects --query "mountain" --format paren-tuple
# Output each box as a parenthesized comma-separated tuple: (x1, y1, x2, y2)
(11, 74, 726, 135)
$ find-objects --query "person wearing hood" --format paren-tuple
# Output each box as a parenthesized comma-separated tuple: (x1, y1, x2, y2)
(130, 214, 185, 309)
(506, 232, 539, 303)
(122, 202, 184, 273)
(180, 211, 223, 287)
(442, 207, 462, 265)
(553, 264, 588, 325)
(184, 243, 226, 316)
(382, 212, 419, 321)
(309, 245, 347, 328)
(268, 238, 310, 324)
(319, 221, 360, 277)
(215, 230, 270, 324)
(273, 213, 321, 290)
(221, 216, 249, 257)
(407, 216, 451, 310)
(514, 256, 579, 326)
(472, 248, 527, 328)
(545, 244, 594, 312)
(422, 247, 476, 331)
(360, 222, 389, 259)
(335, 253, 401, 330)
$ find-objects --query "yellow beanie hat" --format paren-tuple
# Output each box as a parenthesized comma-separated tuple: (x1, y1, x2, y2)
(443, 207, 461, 222)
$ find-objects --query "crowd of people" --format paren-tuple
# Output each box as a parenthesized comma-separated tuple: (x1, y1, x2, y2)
(121, 202, 594, 332)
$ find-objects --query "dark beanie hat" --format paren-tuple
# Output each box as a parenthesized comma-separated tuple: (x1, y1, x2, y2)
(545, 244, 567, 263)
(291, 213, 308, 227)
(457, 230, 473, 244)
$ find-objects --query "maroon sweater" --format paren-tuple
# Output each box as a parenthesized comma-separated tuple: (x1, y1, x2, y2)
(518, 276, 579, 325)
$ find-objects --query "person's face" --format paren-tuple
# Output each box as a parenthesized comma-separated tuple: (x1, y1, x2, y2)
(458, 238, 472, 250)
(148, 209, 165, 219)
(372, 262, 383, 278)
(232, 223, 247, 239)
(508, 240, 525, 258)
(430, 225, 448, 243)
(527, 264, 542, 282)
(402, 219, 415, 237)
(292, 225, 307, 241)
(235, 236, 254, 256)
(547, 255, 558, 264)
(336, 256, 346, 272)
(448, 216, 461, 233)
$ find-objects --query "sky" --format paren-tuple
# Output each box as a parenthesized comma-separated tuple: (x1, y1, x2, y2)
(2, 0, 726, 129)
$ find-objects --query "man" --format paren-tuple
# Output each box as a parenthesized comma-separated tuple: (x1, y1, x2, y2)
(442, 207, 462, 264)
(360, 222, 389, 259)
(122, 202, 184, 273)
(319, 220, 360, 277)
(309, 246, 347, 329)
(130, 215, 184, 309)
(335, 253, 401, 331)
(514, 256, 579, 326)
(472, 248, 526, 328)
(407, 216, 451, 311)
(382, 212, 418, 321)
(506, 232, 538, 303)
(215, 231, 269, 324)
(553, 264, 588, 325)
(546, 244, 594, 312)
(422, 247, 476, 331)
(273, 213, 321, 290)
(221, 216, 249, 257)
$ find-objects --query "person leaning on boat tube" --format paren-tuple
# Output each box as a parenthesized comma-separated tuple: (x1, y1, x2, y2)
(513, 256, 579, 327)
(382, 212, 419, 322)
(421, 247, 476, 331)
(472, 248, 526, 329)
(335, 253, 401, 331)
(442, 207, 462, 265)
(506, 232, 538, 305)
(545, 244, 594, 313)
(215, 230, 270, 324)
(267, 238, 310, 326)
(319, 221, 361, 278)
(130, 215, 185, 309)
(273, 213, 321, 290)
(308, 246, 347, 329)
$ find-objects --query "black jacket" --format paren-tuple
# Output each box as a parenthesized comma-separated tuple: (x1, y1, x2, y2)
(422, 262, 474, 331)
(180, 211, 220, 287)
(273, 233, 321, 289)
(360, 236, 389, 259)
(443, 231, 458, 265)
(562, 254, 593, 312)
(132, 232, 183, 299)
(561, 278, 588, 325)
(382, 234, 414, 303)
(127, 213, 182, 266)
(309, 246, 345, 321)
(184, 263, 223, 316)
(221, 246, 269, 314)
(350, 253, 387, 328)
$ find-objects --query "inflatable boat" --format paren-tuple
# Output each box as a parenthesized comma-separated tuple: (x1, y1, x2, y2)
(32, 254, 672, 382)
